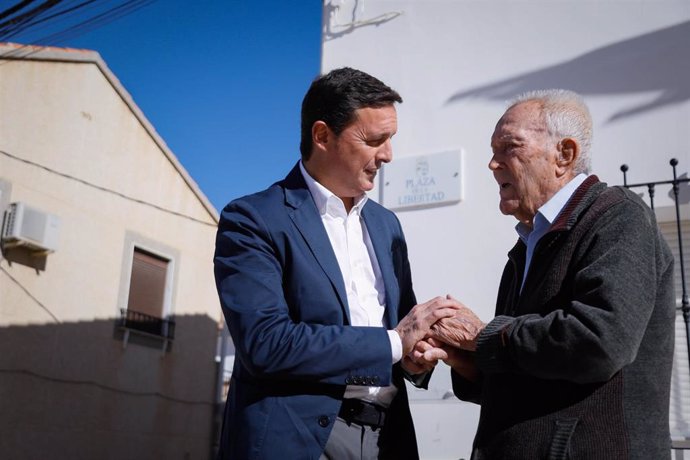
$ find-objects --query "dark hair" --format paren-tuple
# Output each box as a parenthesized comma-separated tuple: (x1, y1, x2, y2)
(299, 67, 402, 160)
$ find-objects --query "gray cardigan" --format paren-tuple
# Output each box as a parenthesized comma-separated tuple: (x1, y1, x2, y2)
(453, 176, 675, 460)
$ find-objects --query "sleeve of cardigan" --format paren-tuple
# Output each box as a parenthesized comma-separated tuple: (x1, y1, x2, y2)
(450, 369, 483, 404)
(474, 195, 673, 384)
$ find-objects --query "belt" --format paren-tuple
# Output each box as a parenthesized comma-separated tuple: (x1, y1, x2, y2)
(338, 399, 387, 430)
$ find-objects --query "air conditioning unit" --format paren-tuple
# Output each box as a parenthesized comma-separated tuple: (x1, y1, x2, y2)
(1, 202, 61, 253)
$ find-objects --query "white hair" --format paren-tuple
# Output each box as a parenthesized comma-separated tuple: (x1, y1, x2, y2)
(510, 89, 593, 174)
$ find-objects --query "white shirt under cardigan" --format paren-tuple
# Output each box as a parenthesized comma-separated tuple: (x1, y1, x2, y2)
(300, 161, 403, 407)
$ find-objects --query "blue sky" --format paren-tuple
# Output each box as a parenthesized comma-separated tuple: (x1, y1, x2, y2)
(10, 1, 323, 212)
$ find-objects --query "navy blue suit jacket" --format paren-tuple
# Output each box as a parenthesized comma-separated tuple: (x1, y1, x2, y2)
(214, 163, 421, 459)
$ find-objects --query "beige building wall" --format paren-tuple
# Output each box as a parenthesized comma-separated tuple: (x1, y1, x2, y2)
(0, 45, 222, 459)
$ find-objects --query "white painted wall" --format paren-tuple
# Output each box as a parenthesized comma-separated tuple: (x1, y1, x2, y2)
(322, 1, 690, 458)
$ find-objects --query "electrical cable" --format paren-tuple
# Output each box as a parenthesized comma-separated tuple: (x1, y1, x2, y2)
(0, 0, 62, 39)
(0, 263, 61, 323)
(0, 264, 217, 408)
(0, 0, 100, 61)
(0, 0, 156, 61)
(11, 0, 155, 44)
(1, 150, 217, 227)
(0, 0, 38, 22)
(0, 367, 216, 406)
(0, 0, 98, 41)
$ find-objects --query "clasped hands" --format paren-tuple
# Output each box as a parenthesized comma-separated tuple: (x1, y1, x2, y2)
(394, 295, 485, 381)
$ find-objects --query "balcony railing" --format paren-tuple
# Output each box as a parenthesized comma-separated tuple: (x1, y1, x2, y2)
(118, 308, 175, 352)
(621, 159, 690, 451)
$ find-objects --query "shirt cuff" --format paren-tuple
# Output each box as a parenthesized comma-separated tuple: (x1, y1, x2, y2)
(388, 329, 403, 364)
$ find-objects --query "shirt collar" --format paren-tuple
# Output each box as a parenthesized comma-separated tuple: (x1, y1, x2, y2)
(299, 161, 368, 216)
(516, 173, 588, 241)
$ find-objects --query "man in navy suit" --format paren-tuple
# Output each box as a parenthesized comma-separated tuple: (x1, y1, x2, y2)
(214, 67, 458, 459)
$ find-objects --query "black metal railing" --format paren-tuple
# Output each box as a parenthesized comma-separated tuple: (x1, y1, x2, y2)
(118, 308, 175, 340)
(620, 159, 690, 351)
(621, 159, 690, 448)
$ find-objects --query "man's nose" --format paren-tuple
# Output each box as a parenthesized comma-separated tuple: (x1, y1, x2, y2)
(377, 140, 393, 163)
(488, 156, 500, 170)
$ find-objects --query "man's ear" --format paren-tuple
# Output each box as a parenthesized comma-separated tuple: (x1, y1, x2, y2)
(312, 121, 330, 151)
(557, 138, 579, 173)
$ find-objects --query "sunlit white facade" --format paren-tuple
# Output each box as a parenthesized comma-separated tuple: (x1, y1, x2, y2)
(321, 1, 690, 458)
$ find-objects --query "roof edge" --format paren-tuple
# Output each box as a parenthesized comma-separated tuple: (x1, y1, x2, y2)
(0, 42, 220, 223)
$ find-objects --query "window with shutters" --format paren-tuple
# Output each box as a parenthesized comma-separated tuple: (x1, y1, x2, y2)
(660, 220, 690, 442)
(127, 248, 168, 318)
(118, 246, 176, 346)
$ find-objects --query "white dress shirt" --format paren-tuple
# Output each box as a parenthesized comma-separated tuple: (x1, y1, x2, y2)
(300, 162, 402, 407)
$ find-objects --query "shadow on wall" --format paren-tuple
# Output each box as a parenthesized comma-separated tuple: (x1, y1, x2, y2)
(446, 20, 690, 123)
(0, 314, 220, 460)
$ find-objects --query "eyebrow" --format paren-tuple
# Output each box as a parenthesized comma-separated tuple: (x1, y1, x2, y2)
(367, 128, 396, 139)
(495, 133, 524, 142)
(491, 135, 523, 148)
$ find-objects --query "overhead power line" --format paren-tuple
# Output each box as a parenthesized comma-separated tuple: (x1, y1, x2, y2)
(0, 0, 62, 38)
(19, 0, 155, 44)
(0, 0, 99, 41)
(0, 1, 38, 22)
(0, 0, 156, 47)
(1, 150, 217, 227)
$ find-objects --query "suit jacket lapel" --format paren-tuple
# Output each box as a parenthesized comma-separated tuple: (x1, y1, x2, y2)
(361, 203, 400, 327)
(283, 164, 351, 324)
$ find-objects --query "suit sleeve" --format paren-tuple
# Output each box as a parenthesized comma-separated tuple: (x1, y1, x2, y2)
(214, 198, 394, 386)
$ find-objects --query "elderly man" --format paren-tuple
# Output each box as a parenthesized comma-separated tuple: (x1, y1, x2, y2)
(421, 89, 675, 459)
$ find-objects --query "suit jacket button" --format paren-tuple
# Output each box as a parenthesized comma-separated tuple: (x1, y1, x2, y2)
(352, 377, 361, 385)
(318, 416, 330, 428)
(345, 377, 353, 384)
(372, 376, 380, 384)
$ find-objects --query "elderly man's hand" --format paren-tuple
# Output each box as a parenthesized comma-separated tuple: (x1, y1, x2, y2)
(427, 295, 486, 351)
(402, 337, 480, 382)
(401, 339, 448, 375)
(395, 296, 461, 356)
(425, 338, 480, 382)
